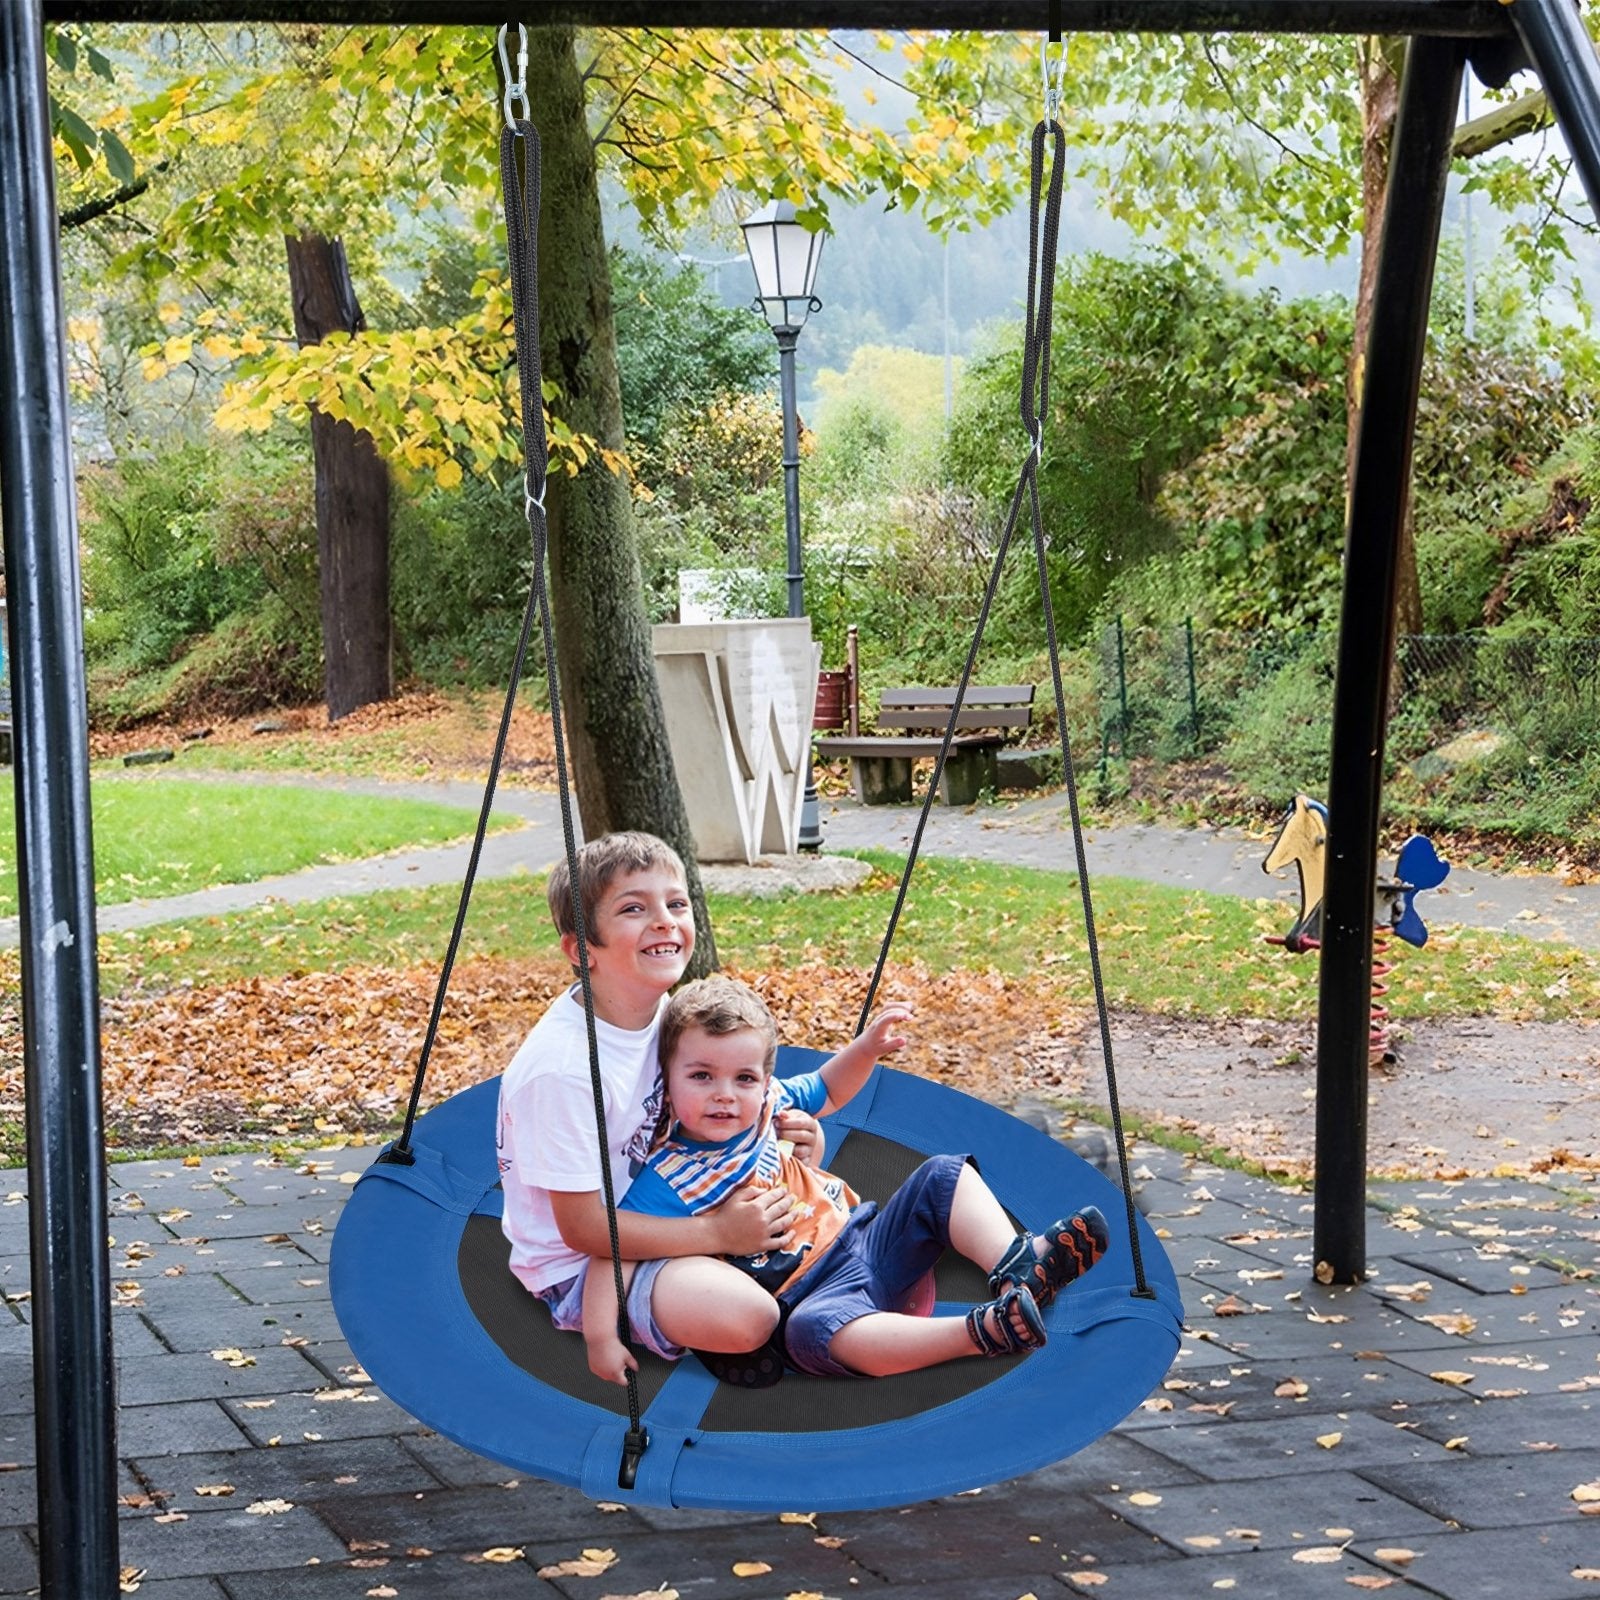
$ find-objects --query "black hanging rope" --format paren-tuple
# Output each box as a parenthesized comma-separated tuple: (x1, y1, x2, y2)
(856, 117, 1151, 1299)
(380, 98, 648, 1478)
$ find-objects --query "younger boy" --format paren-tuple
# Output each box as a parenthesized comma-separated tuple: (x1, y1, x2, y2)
(584, 975, 1110, 1384)
(496, 833, 818, 1363)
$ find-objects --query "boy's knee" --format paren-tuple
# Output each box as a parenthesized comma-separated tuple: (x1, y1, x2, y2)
(723, 1293, 781, 1351)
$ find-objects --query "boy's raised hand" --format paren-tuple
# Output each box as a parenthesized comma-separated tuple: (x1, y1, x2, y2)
(716, 1182, 796, 1255)
(861, 1002, 913, 1058)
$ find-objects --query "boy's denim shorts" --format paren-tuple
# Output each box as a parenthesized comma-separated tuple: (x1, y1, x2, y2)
(780, 1151, 972, 1377)
(536, 1256, 685, 1361)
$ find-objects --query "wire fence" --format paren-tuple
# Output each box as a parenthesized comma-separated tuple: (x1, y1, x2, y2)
(1093, 621, 1600, 793)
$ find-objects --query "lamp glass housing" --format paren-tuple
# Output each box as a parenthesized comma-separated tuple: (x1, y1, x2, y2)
(740, 198, 824, 328)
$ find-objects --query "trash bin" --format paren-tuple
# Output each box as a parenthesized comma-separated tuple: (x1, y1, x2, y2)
(814, 668, 850, 731)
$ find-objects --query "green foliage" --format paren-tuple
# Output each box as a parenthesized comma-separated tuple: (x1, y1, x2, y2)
(390, 471, 541, 687)
(1216, 641, 1336, 803)
(634, 388, 789, 621)
(82, 441, 268, 672)
(612, 250, 772, 458)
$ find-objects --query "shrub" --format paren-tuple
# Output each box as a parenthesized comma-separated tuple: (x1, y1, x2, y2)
(390, 470, 539, 687)
(81, 440, 268, 673)
(1217, 642, 1337, 803)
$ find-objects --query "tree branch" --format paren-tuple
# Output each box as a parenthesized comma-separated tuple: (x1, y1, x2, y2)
(59, 161, 169, 231)
(1453, 89, 1552, 160)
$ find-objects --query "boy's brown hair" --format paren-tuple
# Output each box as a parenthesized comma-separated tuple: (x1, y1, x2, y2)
(546, 831, 686, 945)
(659, 975, 779, 1079)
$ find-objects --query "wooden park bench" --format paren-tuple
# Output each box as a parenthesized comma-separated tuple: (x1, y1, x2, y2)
(816, 684, 1035, 805)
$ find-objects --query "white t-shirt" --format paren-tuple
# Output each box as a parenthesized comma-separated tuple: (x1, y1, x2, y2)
(496, 985, 665, 1293)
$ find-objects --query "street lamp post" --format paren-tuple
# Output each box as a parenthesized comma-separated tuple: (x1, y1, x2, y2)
(740, 197, 825, 851)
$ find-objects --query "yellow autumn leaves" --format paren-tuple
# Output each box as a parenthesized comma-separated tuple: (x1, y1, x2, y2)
(127, 279, 612, 494)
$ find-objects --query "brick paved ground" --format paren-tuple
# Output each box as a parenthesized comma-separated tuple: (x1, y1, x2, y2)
(1, 1134, 1594, 1599)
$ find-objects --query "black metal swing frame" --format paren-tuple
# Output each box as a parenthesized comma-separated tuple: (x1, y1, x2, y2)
(5, 1, 1600, 1592)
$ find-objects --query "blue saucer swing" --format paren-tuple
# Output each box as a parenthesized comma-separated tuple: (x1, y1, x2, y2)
(330, 27, 1182, 1512)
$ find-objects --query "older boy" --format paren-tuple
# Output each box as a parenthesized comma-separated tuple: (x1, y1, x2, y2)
(496, 832, 816, 1362)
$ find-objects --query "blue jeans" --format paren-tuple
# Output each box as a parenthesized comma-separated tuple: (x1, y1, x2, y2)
(535, 1255, 685, 1361)
(780, 1152, 973, 1377)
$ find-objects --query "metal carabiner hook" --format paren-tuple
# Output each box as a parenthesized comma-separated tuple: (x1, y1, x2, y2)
(497, 22, 530, 131)
(1039, 34, 1066, 125)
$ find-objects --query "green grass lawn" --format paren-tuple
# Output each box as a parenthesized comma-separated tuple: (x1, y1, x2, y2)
(0, 777, 518, 913)
(89, 850, 1600, 1025)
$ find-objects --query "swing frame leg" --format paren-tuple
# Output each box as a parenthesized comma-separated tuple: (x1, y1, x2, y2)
(1316, 34, 1463, 1285)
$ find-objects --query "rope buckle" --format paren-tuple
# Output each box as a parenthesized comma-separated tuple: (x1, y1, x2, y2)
(525, 478, 547, 523)
(618, 1425, 649, 1490)
(497, 22, 530, 130)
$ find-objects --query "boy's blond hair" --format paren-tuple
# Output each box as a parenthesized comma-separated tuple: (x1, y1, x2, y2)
(659, 975, 778, 1079)
(546, 831, 687, 945)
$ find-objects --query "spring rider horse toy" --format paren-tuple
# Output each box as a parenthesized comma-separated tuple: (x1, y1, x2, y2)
(1262, 794, 1449, 1066)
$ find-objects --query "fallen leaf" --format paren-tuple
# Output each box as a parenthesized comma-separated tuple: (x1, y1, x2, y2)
(1374, 1548, 1417, 1564)
(365, 1589, 398, 1599)
(779, 1512, 817, 1526)
(1213, 1294, 1249, 1317)
(1575, 1482, 1600, 1504)
(193, 1485, 234, 1497)
(1293, 1548, 1344, 1564)
(1067, 1576, 1108, 1589)
(536, 1549, 614, 1577)
(597, 1591, 680, 1600)
(210, 1347, 255, 1368)
(1573, 1570, 1600, 1582)
(1185, 1535, 1222, 1548)
(1418, 1313, 1477, 1337)
(1316, 1432, 1343, 1449)
(1346, 1578, 1394, 1590)
(732, 1562, 773, 1577)
(118, 1567, 145, 1594)
(813, 1535, 846, 1549)
(245, 1499, 293, 1515)
(1274, 1378, 1310, 1398)
(1428, 1371, 1475, 1387)
(1127, 1492, 1163, 1506)
(1445, 1436, 1469, 1451)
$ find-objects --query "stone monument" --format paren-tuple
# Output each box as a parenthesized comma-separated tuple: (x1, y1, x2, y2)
(652, 618, 818, 864)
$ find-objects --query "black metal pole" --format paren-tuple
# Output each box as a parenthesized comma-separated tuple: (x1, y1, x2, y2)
(775, 325, 823, 852)
(776, 327, 805, 624)
(0, 7, 120, 1597)
(1509, 0, 1600, 217)
(1315, 32, 1463, 1285)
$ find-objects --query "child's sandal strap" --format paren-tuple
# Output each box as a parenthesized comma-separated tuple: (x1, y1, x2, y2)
(988, 1206, 1111, 1311)
(966, 1285, 1046, 1358)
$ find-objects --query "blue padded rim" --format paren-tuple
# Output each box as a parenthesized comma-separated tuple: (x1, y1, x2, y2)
(331, 1048, 1183, 1511)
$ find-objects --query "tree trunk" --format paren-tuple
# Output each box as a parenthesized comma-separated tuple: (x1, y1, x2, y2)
(284, 232, 393, 722)
(1349, 36, 1423, 637)
(526, 27, 718, 974)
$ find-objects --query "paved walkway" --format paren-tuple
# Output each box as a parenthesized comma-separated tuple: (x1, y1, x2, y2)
(0, 777, 1597, 1596)
(9, 777, 1600, 948)
(0, 1135, 1594, 1598)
